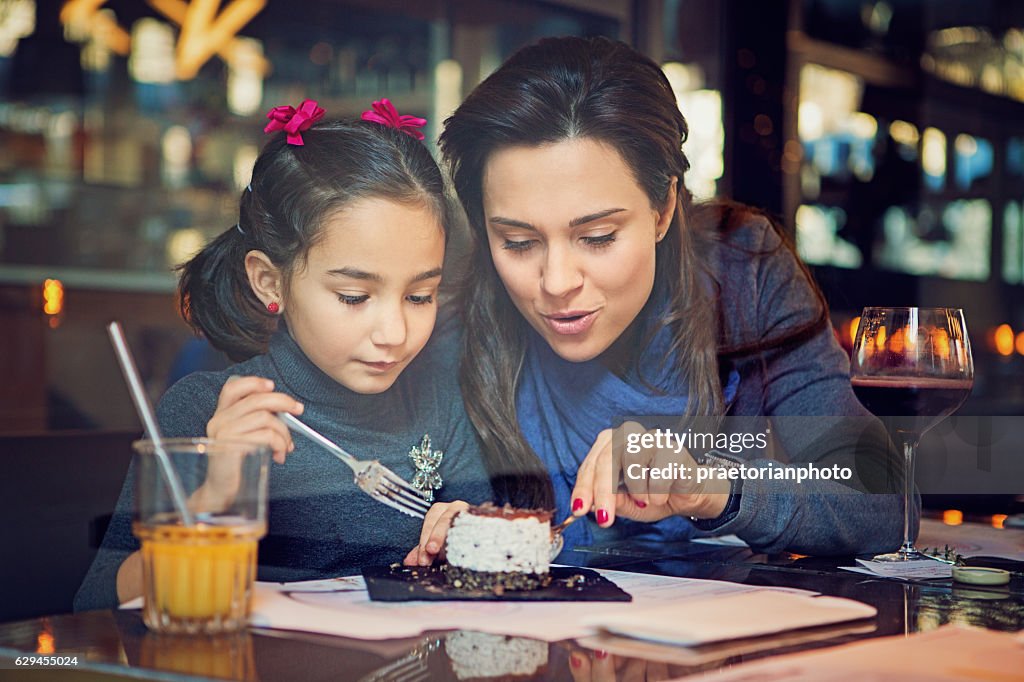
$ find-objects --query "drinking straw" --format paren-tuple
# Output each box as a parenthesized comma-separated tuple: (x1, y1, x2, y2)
(107, 322, 195, 526)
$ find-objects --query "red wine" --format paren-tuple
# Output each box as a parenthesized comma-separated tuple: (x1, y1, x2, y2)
(852, 376, 972, 435)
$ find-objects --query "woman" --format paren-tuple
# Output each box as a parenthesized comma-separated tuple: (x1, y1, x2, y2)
(409, 36, 902, 562)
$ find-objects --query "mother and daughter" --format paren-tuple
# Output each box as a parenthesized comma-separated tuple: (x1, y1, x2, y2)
(77, 36, 901, 610)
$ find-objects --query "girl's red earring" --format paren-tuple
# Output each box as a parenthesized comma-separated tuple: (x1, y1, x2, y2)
(267, 302, 280, 314)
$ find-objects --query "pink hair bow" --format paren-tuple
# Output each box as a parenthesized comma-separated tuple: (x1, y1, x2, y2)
(361, 99, 427, 141)
(264, 99, 325, 146)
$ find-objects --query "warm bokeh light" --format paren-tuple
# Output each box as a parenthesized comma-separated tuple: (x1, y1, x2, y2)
(129, 17, 175, 84)
(798, 101, 823, 140)
(434, 59, 463, 142)
(849, 112, 877, 139)
(166, 228, 205, 267)
(798, 64, 862, 143)
(875, 326, 887, 351)
(1016, 331, 1024, 356)
(0, 0, 35, 58)
(42, 278, 64, 316)
(664, 62, 723, 200)
(991, 514, 1007, 529)
(931, 329, 950, 358)
(994, 324, 1014, 356)
(233, 144, 259, 192)
(889, 328, 905, 353)
(161, 125, 192, 189)
(922, 127, 946, 178)
(942, 509, 963, 526)
(889, 119, 919, 147)
(36, 631, 54, 654)
(227, 37, 266, 116)
(849, 316, 861, 347)
(954, 133, 978, 157)
(172, 0, 267, 80)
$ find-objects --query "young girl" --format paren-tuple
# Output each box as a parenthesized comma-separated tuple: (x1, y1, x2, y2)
(409, 37, 901, 564)
(75, 100, 491, 610)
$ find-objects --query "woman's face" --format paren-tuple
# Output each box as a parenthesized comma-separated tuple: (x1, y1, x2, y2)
(482, 138, 675, 362)
(282, 198, 444, 394)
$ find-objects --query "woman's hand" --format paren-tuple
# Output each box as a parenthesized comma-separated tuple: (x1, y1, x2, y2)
(565, 646, 671, 682)
(206, 376, 304, 464)
(403, 501, 469, 567)
(570, 421, 731, 528)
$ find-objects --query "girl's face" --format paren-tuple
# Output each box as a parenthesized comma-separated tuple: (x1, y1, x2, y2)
(282, 198, 445, 394)
(482, 138, 675, 363)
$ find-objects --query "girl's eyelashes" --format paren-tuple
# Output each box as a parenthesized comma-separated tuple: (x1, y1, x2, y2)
(338, 293, 369, 305)
(337, 293, 436, 305)
(407, 294, 435, 305)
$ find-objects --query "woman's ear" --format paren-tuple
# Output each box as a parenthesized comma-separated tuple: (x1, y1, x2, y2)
(655, 176, 678, 242)
(245, 250, 284, 312)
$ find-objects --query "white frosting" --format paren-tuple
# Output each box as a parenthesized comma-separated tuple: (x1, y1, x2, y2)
(446, 631, 548, 679)
(446, 512, 551, 574)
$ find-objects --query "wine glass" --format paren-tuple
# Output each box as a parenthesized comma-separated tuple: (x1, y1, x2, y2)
(850, 307, 974, 562)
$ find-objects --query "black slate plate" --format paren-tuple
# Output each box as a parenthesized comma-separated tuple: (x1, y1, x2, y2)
(362, 564, 632, 602)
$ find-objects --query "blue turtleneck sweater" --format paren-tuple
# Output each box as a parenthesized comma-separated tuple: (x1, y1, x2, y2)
(74, 313, 491, 611)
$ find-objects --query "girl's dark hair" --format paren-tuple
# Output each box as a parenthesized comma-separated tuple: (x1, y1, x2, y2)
(439, 36, 827, 508)
(179, 120, 450, 361)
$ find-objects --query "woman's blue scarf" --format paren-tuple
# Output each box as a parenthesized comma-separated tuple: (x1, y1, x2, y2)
(516, 320, 739, 554)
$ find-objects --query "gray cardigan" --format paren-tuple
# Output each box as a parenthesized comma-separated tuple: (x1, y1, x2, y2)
(697, 217, 905, 555)
(74, 313, 492, 611)
(547, 216, 905, 557)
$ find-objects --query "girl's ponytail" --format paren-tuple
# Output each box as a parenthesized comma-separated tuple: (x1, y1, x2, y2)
(177, 225, 272, 362)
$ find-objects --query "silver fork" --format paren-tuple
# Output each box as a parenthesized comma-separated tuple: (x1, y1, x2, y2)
(278, 413, 430, 519)
(358, 637, 441, 682)
(549, 513, 580, 559)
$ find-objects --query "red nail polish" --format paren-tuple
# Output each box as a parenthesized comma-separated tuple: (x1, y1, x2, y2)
(572, 498, 583, 512)
(570, 654, 582, 668)
(595, 649, 608, 660)
(635, 499, 647, 508)
(596, 509, 609, 524)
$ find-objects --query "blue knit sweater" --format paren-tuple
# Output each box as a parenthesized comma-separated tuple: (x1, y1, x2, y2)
(74, 313, 491, 611)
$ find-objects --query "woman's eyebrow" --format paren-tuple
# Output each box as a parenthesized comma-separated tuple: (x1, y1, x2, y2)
(489, 208, 627, 231)
(569, 207, 626, 227)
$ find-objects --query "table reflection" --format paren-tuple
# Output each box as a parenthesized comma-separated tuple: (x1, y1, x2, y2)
(0, 537, 1021, 681)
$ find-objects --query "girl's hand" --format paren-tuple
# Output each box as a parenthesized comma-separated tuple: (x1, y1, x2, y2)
(570, 421, 731, 528)
(403, 501, 469, 567)
(206, 376, 304, 464)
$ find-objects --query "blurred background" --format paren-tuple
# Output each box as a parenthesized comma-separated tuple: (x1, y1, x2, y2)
(2, 0, 1024, 622)
(0, 0, 1022, 429)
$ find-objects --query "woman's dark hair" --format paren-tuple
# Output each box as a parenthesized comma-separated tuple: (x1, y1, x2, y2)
(179, 120, 450, 361)
(440, 36, 827, 508)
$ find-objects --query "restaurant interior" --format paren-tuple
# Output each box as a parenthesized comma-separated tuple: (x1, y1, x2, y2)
(1, 0, 1023, 679)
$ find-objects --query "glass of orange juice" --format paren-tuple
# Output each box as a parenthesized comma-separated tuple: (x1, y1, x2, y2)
(132, 439, 270, 635)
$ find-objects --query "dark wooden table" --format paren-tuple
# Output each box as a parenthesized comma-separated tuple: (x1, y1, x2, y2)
(2, 526, 1022, 681)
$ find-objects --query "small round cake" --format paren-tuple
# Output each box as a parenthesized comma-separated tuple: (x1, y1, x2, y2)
(444, 503, 553, 591)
